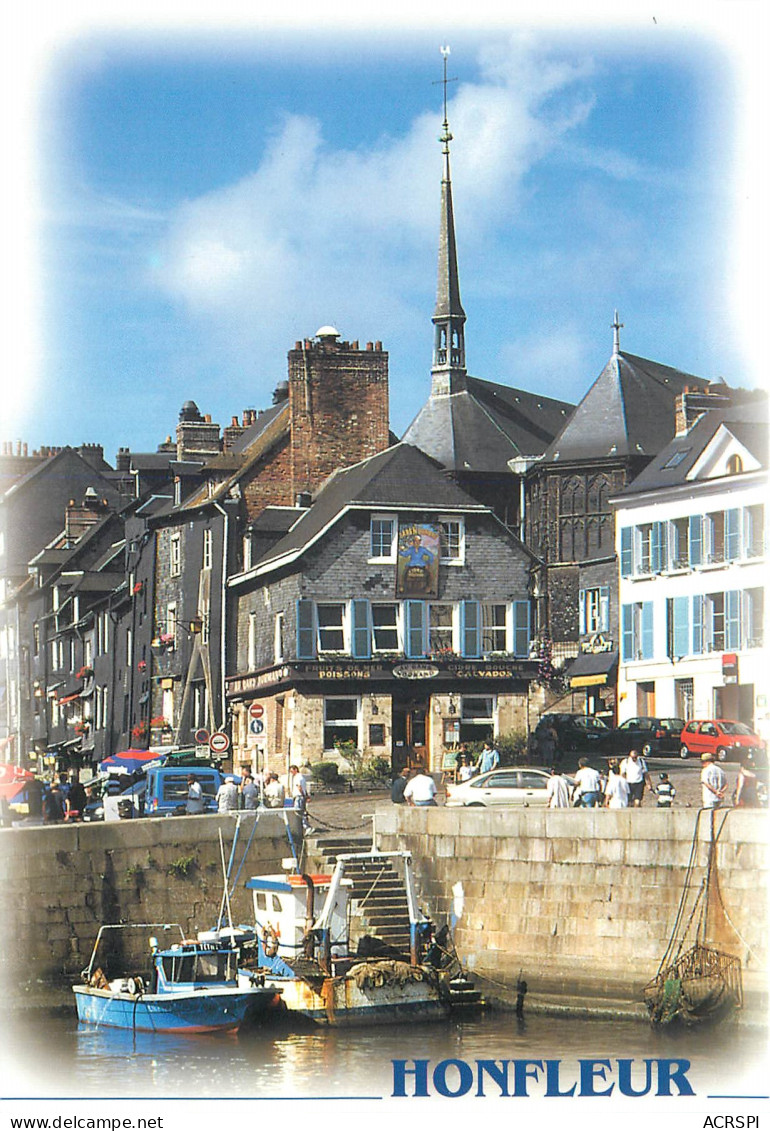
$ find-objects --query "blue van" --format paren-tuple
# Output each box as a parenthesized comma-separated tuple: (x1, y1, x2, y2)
(145, 765, 223, 816)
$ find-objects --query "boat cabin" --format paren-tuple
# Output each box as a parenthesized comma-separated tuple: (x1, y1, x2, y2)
(245, 873, 353, 965)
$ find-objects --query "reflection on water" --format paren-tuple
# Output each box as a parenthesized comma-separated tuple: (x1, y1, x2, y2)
(2, 1009, 767, 1100)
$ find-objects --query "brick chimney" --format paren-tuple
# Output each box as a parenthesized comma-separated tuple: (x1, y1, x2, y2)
(64, 488, 109, 544)
(287, 328, 389, 495)
(675, 386, 733, 436)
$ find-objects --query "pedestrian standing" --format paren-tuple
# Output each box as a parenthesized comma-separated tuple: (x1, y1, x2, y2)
(734, 755, 760, 808)
(700, 752, 727, 809)
(43, 780, 65, 823)
(457, 755, 475, 782)
(654, 772, 676, 808)
(603, 765, 630, 809)
(546, 767, 574, 808)
(240, 770, 258, 810)
(476, 740, 500, 775)
(216, 776, 239, 812)
(619, 749, 651, 807)
(572, 759, 602, 807)
(289, 765, 309, 825)
(186, 773, 205, 815)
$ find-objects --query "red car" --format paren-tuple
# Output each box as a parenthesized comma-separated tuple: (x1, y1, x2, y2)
(679, 719, 766, 762)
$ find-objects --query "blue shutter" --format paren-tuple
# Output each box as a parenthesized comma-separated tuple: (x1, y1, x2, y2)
(512, 600, 531, 657)
(692, 595, 704, 654)
(461, 601, 481, 658)
(405, 601, 426, 658)
(641, 602, 654, 660)
(351, 599, 371, 659)
(673, 596, 690, 657)
(599, 587, 609, 632)
(622, 605, 634, 661)
(620, 527, 633, 576)
(689, 516, 703, 566)
(651, 522, 665, 573)
(725, 590, 741, 649)
(296, 599, 316, 659)
(578, 589, 586, 635)
(725, 509, 741, 561)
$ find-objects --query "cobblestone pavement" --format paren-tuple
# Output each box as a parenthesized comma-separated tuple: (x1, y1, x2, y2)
(305, 757, 750, 834)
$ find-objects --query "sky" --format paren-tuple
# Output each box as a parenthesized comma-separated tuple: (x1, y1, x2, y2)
(3, 3, 767, 463)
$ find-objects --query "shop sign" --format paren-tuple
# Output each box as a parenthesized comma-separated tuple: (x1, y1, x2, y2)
(722, 653, 738, 685)
(448, 664, 523, 679)
(580, 634, 614, 654)
(226, 667, 290, 697)
(396, 522, 440, 598)
(392, 664, 440, 680)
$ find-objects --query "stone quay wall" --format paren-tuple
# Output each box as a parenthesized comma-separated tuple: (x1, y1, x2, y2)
(375, 806, 768, 1014)
(0, 811, 302, 1009)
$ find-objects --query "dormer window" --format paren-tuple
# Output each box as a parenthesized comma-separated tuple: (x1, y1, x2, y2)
(726, 453, 743, 475)
(370, 515, 396, 562)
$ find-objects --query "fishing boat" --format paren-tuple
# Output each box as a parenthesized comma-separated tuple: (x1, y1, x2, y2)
(73, 922, 283, 1034)
(643, 808, 743, 1027)
(240, 850, 480, 1027)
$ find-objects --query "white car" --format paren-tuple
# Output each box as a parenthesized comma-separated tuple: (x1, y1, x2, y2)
(445, 766, 551, 807)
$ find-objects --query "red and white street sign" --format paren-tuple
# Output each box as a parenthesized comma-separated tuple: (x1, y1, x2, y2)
(209, 731, 231, 754)
(194, 728, 210, 745)
(248, 702, 265, 719)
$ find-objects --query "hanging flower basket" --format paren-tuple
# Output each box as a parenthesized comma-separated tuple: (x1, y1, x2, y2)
(132, 581, 143, 595)
(74, 721, 89, 736)
(76, 666, 93, 681)
(131, 722, 149, 741)
(150, 716, 171, 732)
(137, 659, 147, 672)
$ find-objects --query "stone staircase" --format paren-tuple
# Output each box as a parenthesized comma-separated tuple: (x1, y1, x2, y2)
(304, 832, 483, 1011)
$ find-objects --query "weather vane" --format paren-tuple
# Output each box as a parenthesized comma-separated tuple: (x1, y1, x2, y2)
(434, 44, 457, 153)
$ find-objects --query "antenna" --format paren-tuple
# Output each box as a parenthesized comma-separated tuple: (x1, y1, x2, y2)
(434, 44, 457, 154)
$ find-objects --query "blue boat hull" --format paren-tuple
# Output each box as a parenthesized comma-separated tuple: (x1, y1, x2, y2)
(73, 985, 280, 1034)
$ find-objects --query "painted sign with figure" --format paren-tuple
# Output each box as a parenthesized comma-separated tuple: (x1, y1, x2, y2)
(396, 522, 439, 598)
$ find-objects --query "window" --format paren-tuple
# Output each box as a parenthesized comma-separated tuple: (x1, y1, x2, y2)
(202, 528, 213, 571)
(637, 525, 652, 574)
(162, 686, 175, 728)
(428, 603, 454, 653)
(166, 603, 178, 646)
(84, 639, 93, 668)
(33, 623, 40, 656)
(369, 723, 386, 746)
(460, 696, 494, 743)
(481, 604, 507, 652)
(242, 533, 253, 572)
(296, 600, 316, 659)
(662, 448, 691, 469)
(439, 518, 464, 563)
(274, 613, 284, 664)
(620, 527, 634, 577)
(668, 518, 689, 569)
(745, 504, 765, 558)
(725, 510, 741, 562)
(372, 604, 399, 652)
(706, 512, 725, 564)
(621, 602, 654, 661)
(579, 588, 609, 635)
(726, 453, 743, 475)
(170, 533, 181, 577)
(193, 683, 209, 730)
(317, 604, 345, 653)
(705, 592, 725, 651)
(370, 515, 396, 561)
(745, 588, 764, 648)
(405, 601, 426, 658)
(324, 697, 359, 750)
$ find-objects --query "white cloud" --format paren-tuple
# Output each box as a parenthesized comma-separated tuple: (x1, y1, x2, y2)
(151, 36, 604, 358)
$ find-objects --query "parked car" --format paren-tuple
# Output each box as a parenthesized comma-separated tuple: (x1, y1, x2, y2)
(534, 713, 611, 756)
(144, 765, 223, 815)
(679, 720, 766, 762)
(604, 717, 686, 758)
(445, 767, 551, 807)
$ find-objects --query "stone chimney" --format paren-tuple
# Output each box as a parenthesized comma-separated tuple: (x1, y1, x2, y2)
(176, 400, 222, 462)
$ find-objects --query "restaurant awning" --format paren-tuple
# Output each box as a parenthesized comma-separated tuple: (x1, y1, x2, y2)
(568, 649, 619, 689)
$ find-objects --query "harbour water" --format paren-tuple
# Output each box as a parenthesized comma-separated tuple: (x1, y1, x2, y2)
(2, 1007, 767, 1101)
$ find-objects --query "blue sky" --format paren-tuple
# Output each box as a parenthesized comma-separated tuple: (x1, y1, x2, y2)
(5, 9, 765, 461)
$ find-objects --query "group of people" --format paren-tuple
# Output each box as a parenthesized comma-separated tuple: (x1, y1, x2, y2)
(546, 750, 670, 809)
(208, 764, 309, 817)
(33, 772, 90, 823)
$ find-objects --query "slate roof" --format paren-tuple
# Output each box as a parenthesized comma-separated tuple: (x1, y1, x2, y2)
(240, 443, 492, 577)
(617, 396, 768, 496)
(402, 378, 574, 472)
(228, 402, 288, 454)
(541, 352, 711, 463)
(250, 507, 306, 533)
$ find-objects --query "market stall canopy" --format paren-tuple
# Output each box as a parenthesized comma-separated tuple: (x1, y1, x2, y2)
(0, 766, 34, 801)
(98, 749, 158, 775)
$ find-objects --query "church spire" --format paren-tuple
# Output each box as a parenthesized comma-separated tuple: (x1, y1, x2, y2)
(431, 46, 467, 396)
